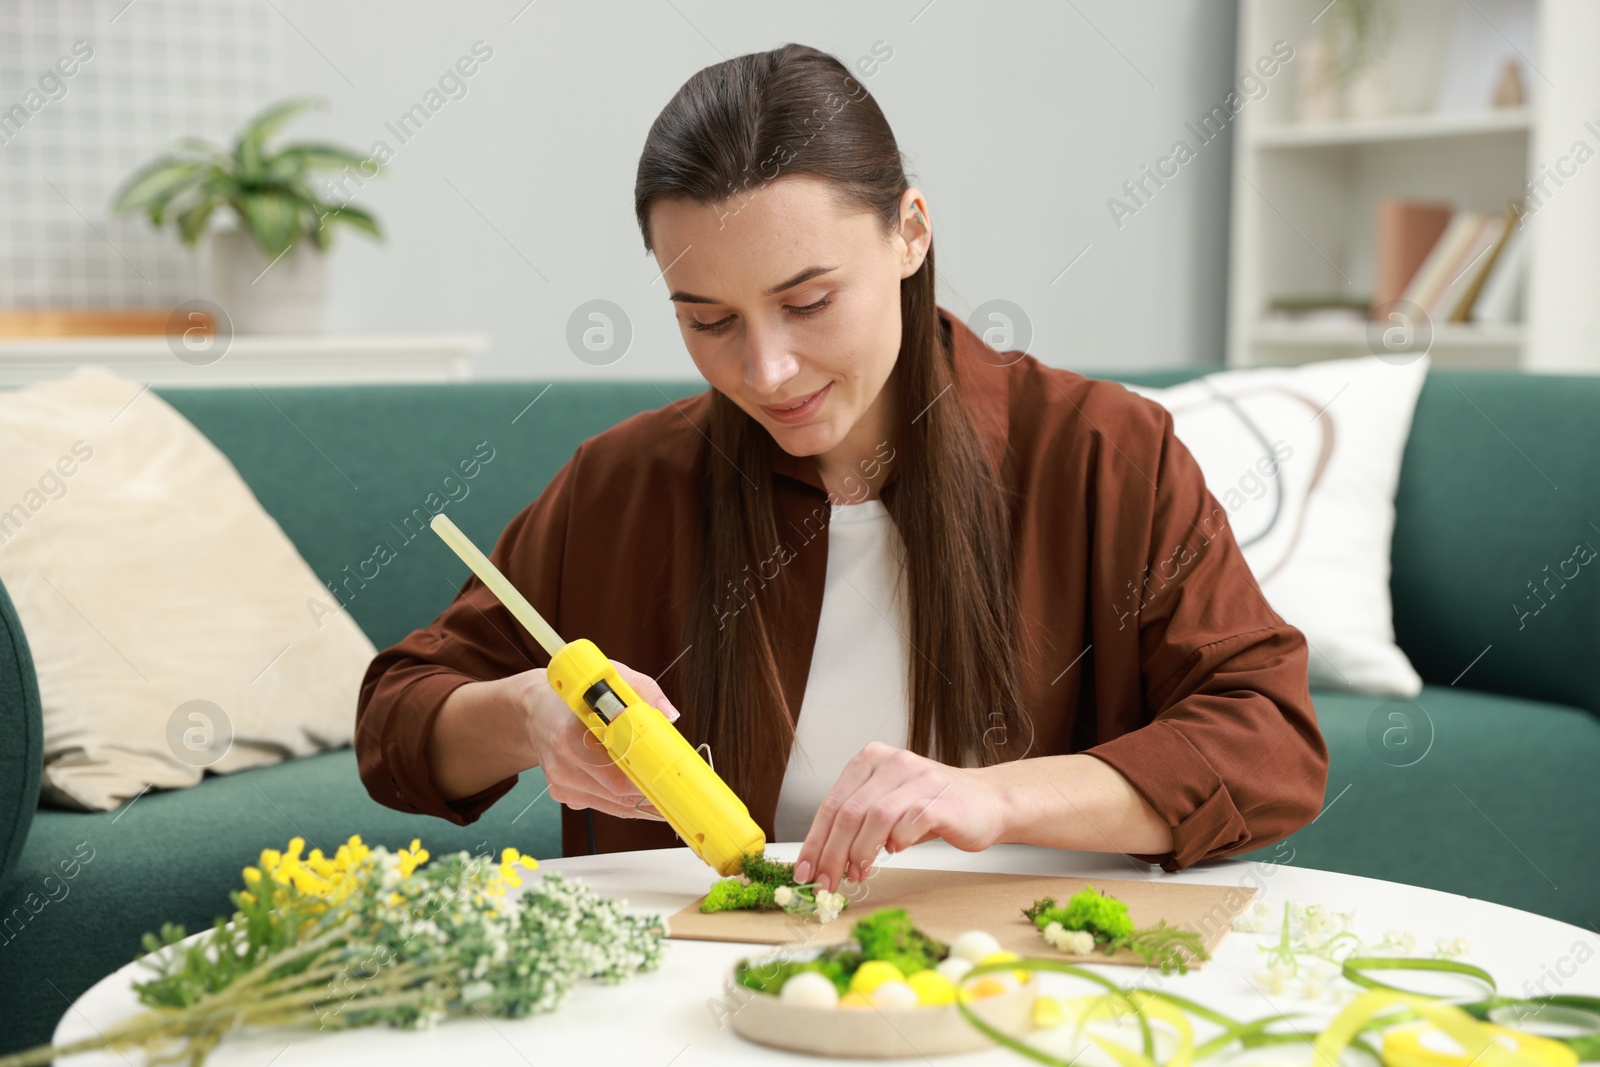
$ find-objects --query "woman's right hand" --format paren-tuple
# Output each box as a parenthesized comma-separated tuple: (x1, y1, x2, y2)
(519, 660, 677, 821)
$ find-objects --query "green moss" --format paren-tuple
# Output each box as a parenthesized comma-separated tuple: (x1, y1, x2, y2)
(699, 878, 777, 913)
(735, 948, 864, 995)
(851, 908, 947, 976)
(739, 853, 798, 886)
(1025, 884, 1135, 941)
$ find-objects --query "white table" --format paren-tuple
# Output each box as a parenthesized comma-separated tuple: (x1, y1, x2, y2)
(54, 841, 1594, 1065)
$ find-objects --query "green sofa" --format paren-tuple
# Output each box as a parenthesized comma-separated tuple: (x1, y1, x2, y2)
(2, 368, 1597, 1053)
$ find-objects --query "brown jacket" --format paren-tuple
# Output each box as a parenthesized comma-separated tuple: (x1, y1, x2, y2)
(355, 307, 1328, 872)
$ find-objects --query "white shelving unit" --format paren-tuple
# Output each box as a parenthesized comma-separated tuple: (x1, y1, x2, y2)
(0, 334, 484, 387)
(1227, 0, 1600, 371)
(1251, 107, 1533, 148)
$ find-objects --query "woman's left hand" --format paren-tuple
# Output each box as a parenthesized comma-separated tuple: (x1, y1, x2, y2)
(792, 741, 1009, 892)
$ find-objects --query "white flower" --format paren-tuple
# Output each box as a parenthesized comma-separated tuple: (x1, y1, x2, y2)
(813, 890, 846, 924)
(1253, 963, 1290, 996)
(1041, 923, 1095, 955)
(460, 980, 495, 1004)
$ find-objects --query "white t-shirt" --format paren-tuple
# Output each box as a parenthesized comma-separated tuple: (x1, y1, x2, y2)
(773, 497, 912, 842)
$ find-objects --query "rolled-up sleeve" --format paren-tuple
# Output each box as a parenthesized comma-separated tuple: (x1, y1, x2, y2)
(1080, 404, 1329, 871)
(354, 447, 579, 826)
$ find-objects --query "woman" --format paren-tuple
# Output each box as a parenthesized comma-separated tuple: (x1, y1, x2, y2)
(356, 43, 1328, 894)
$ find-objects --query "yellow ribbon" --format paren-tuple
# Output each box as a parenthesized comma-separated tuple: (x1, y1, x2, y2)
(1382, 1021, 1577, 1067)
(1041, 991, 1196, 1067)
(1315, 991, 1577, 1067)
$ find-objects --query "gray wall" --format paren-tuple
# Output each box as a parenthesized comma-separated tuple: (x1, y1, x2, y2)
(4, 1, 1240, 376)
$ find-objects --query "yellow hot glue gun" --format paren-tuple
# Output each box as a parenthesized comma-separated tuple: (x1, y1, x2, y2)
(429, 513, 765, 876)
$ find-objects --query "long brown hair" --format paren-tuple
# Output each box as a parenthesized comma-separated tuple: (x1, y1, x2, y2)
(634, 43, 1026, 803)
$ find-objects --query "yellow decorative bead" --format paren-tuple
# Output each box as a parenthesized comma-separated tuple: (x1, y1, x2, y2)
(849, 960, 905, 996)
(906, 970, 957, 1006)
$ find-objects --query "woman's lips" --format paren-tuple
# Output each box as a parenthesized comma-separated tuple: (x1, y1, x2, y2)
(761, 382, 831, 424)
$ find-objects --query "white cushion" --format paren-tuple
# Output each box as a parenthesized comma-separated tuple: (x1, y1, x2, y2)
(1125, 354, 1428, 696)
(0, 366, 373, 810)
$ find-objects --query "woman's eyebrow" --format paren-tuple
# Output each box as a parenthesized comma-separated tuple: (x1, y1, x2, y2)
(668, 264, 838, 304)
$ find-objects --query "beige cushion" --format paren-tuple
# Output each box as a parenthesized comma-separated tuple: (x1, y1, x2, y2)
(0, 366, 373, 811)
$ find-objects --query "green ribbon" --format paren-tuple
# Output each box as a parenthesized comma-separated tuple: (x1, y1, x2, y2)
(953, 956, 1600, 1066)
(1341, 956, 1498, 998)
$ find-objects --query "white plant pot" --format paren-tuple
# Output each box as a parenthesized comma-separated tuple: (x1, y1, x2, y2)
(1295, 40, 1343, 123)
(208, 229, 326, 334)
(1345, 60, 1395, 120)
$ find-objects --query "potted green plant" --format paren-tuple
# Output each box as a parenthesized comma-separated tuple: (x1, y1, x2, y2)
(1297, 0, 1398, 123)
(1328, 0, 1397, 119)
(111, 97, 382, 334)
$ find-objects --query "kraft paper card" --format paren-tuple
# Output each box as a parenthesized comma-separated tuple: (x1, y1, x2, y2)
(668, 869, 1256, 968)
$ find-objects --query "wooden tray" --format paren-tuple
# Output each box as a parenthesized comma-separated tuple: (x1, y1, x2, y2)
(671, 869, 1254, 969)
(727, 948, 1038, 1059)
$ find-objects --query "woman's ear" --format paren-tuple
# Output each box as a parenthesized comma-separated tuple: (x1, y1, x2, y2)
(896, 188, 932, 278)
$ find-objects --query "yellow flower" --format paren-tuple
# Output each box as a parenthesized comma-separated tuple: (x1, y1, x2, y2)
(239, 834, 386, 912)
(235, 835, 429, 928)
(496, 847, 538, 890)
(397, 838, 430, 878)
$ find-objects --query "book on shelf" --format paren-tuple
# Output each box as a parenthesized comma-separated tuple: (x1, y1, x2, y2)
(1371, 198, 1452, 318)
(1469, 217, 1529, 324)
(1446, 204, 1521, 322)
(1393, 204, 1521, 325)
(1399, 211, 1484, 318)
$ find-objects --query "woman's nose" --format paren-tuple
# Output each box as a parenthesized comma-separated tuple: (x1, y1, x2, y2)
(742, 322, 800, 396)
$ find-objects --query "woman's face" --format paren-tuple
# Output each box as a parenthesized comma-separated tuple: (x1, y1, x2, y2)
(651, 175, 931, 467)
